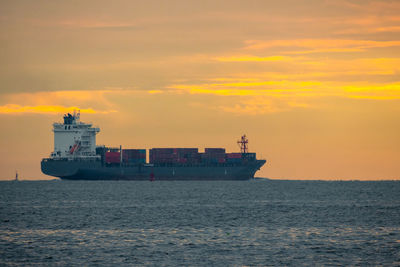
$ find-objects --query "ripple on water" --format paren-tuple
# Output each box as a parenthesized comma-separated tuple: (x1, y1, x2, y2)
(0, 180, 399, 265)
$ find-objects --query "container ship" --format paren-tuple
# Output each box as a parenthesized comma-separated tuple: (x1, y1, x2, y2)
(41, 112, 266, 180)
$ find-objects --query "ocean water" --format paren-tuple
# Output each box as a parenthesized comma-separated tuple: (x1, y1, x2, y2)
(0, 180, 399, 266)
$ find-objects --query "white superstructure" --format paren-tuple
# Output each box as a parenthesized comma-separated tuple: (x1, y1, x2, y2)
(50, 111, 100, 159)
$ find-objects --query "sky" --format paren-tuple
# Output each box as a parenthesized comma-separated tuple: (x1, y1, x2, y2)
(0, 0, 399, 180)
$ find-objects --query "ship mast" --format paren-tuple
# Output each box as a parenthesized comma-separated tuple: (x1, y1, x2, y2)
(237, 134, 249, 153)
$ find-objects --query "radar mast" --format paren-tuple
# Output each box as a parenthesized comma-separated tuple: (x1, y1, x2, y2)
(237, 134, 249, 153)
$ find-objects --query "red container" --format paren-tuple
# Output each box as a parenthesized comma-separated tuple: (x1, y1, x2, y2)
(202, 152, 225, 159)
(105, 152, 121, 163)
(177, 148, 198, 154)
(151, 148, 175, 154)
(123, 149, 146, 159)
(150, 148, 201, 163)
(226, 153, 242, 159)
(106, 151, 130, 163)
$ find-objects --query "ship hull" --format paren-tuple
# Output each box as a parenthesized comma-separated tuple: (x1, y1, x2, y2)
(41, 159, 266, 180)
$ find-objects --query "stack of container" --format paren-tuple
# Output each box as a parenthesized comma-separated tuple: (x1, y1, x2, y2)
(226, 153, 242, 164)
(150, 148, 199, 164)
(123, 149, 146, 164)
(150, 148, 175, 164)
(202, 148, 226, 163)
(104, 147, 250, 165)
(105, 151, 127, 164)
(176, 148, 199, 164)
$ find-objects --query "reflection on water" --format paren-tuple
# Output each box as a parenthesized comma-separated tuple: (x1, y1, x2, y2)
(0, 180, 399, 265)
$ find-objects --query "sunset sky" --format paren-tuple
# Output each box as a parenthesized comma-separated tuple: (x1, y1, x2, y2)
(1, 0, 399, 180)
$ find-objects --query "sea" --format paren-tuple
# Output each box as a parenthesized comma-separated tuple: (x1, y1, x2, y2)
(0, 180, 399, 266)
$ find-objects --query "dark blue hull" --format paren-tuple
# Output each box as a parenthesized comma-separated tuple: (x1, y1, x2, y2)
(41, 159, 266, 180)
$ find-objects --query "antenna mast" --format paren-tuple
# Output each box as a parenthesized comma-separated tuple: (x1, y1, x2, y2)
(237, 134, 249, 153)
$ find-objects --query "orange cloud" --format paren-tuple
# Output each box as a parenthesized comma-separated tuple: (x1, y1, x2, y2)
(337, 25, 400, 34)
(343, 83, 400, 100)
(184, 80, 400, 115)
(0, 89, 142, 115)
(244, 39, 400, 54)
(211, 57, 400, 82)
(2, 90, 117, 106)
(0, 104, 114, 115)
(215, 55, 291, 62)
(148, 90, 164, 94)
(343, 83, 400, 92)
(212, 69, 394, 82)
(218, 103, 279, 115)
(167, 79, 400, 107)
(58, 19, 137, 29)
(214, 95, 313, 115)
(169, 80, 321, 92)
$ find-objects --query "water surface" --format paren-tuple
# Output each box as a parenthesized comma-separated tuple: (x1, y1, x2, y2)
(1, 180, 399, 265)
